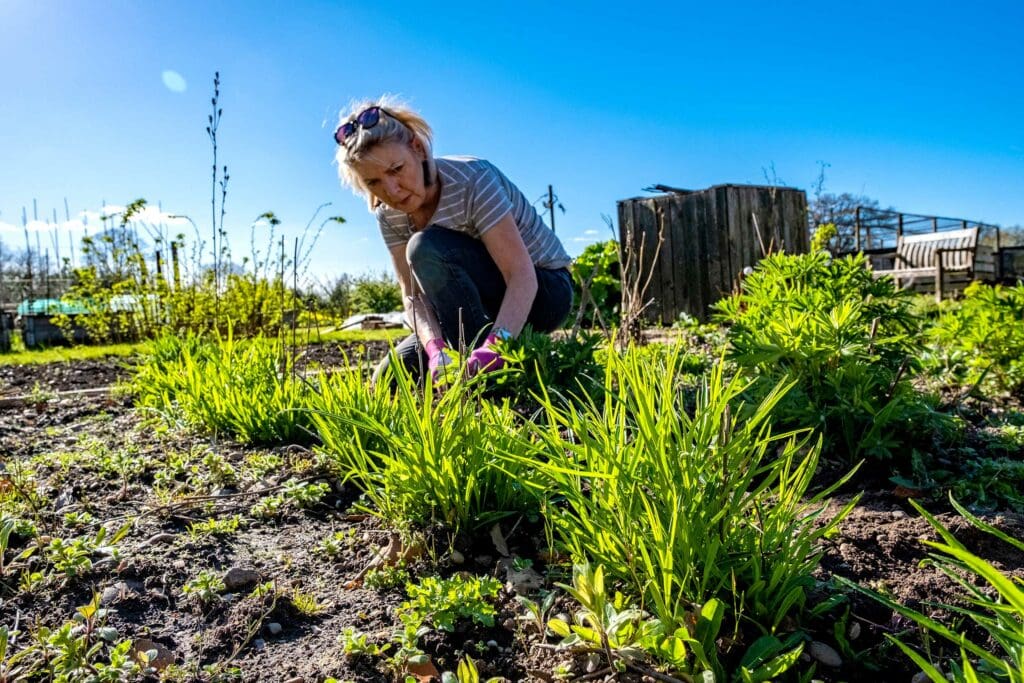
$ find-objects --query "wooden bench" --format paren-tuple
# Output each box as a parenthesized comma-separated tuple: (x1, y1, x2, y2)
(871, 227, 992, 301)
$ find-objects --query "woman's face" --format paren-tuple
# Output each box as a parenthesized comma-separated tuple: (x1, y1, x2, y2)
(350, 141, 427, 214)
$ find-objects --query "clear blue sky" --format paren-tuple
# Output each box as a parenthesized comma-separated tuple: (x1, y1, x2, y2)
(2, 0, 1022, 289)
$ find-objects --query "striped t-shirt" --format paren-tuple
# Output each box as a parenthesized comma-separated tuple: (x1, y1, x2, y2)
(375, 156, 572, 270)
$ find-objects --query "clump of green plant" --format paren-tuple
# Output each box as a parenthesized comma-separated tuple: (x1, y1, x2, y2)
(950, 457, 1024, 512)
(250, 480, 329, 519)
(842, 495, 1024, 682)
(183, 570, 226, 605)
(316, 529, 359, 559)
(488, 327, 604, 406)
(131, 330, 316, 445)
(547, 563, 803, 679)
(714, 249, 950, 464)
(312, 360, 540, 533)
(507, 346, 855, 675)
(925, 281, 1024, 397)
(398, 574, 503, 633)
(187, 515, 241, 539)
(364, 564, 410, 591)
(0, 594, 147, 681)
(31, 523, 130, 581)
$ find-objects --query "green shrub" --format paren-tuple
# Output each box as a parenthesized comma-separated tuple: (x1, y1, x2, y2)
(925, 282, 1024, 397)
(713, 250, 950, 464)
(350, 271, 402, 313)
(489, 327, 604, 406)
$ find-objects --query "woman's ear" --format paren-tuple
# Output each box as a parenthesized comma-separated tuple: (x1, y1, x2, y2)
(410, 137, 427, 161)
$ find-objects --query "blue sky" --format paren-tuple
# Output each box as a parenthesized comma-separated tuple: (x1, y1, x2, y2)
(1, 0, 1021, 289)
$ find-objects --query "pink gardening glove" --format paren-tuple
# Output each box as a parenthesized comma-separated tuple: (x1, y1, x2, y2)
(425, 338, 453, 382)
(466, 333, 505, 377)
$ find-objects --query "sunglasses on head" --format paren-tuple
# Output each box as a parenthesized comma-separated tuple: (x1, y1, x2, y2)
(334, 106, 383, 146)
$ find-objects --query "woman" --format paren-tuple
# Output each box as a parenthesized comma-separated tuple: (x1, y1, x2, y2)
(333, 97, 573, 383)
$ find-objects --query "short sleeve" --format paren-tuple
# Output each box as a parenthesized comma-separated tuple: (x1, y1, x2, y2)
(376, 208, 409, 250)
(469, 163, 514, 235)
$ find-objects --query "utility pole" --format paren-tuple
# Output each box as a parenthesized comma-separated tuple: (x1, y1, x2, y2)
(548, 184, 556, 234)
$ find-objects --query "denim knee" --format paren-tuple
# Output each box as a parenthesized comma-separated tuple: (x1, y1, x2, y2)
(406, 230, 448, 292)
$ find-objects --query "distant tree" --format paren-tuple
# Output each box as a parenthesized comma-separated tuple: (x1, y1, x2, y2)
(807, 163, 892, 253)
(350, 271, 402, 313)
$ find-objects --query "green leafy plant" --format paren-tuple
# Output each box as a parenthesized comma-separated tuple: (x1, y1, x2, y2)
(840, 495, 1024, 682)
(187, 515, 241, 539)
(338, 626, 390, 658)
(183, 570, 226, 605)
(441, 656, 503, 683)
(489, 327, 605, 405)
(505, 344, 853, 674)
(311, 358, 540, 533)
(925, 281, 1024, 397)
(714, 250, 950, 464)
(398, 574, 503, 633)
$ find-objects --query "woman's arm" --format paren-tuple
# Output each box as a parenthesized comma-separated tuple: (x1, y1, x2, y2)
(479, 212, 538, 337)
(389, 243, 443, 345)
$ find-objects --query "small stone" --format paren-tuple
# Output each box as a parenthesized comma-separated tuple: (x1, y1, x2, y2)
(554, 612, 570, 623)
(101, 582, 128, 605)
(223, 567, 260, 592)
(809, 641, 842, 668)
(132, 638, 174, 670)
(283, 678, 303, 683)
(848, 622, 861, 640)
(172, 559, 186, 570)
(267, 622, 283, 636)
(486, 640, 498, 649)
(838, 543, 855, 557)
(502, 618, 516, 631)
(892, 510, 908, 520)
(585, 652, 603, 673)
(252, 638, 266, 652)
(450, 550, 465, 565)
(911, 673, 930, 683)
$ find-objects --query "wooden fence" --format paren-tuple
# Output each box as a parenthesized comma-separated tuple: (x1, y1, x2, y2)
(617, 184, 808, 323)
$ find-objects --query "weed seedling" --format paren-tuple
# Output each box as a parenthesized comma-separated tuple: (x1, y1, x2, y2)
(182, 570, 226, 605)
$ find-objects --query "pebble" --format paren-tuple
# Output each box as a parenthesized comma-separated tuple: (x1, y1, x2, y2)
(486, 640, 498, 649)
(223, 567, 260, 592)
(172, 560, 186, 570)
(101, 582, 128, 605)
(911, 673, 930, 683)
(450, 550, 465, 565)
(848, 622, 861, 640)
(838, 543, 855, 557)
(585, 653, 603, 673)
(283, 678, 303, 683)
(809, 641, 842, 668)
(892, 510, 908, 520)
(267, 622, 283, 636)
(501, 618, 516, 631)
(132, 638, 175, 670)
(252, 638, 266, 652)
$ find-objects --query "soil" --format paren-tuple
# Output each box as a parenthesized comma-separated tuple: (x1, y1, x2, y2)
(2, 344, 1023, 682)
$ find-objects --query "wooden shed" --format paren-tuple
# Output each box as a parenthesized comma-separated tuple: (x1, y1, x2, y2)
(617, 184, 809, 323)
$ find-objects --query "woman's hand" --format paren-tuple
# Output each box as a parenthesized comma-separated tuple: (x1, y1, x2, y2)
(466, 333, 505, 376)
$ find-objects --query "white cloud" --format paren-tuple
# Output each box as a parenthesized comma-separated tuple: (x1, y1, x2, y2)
(11, 206, 193, 237)
(583, 229, 600, 236)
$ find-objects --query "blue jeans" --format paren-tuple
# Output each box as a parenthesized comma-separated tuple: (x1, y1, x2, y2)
(374, 225, 573, 383)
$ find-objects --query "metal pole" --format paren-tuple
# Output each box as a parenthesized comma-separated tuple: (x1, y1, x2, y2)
(547, 185, 556, 234)
(855, 206, 861, 252)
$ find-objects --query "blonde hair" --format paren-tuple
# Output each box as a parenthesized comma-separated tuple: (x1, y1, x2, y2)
(334, 95, 435, 210)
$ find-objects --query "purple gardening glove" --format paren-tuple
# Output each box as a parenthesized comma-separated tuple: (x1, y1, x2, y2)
(425, 338, 453, 382)
(466, 333, 505, 377)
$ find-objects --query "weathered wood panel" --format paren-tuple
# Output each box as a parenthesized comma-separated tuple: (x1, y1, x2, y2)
(618, 185, 809, 323)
